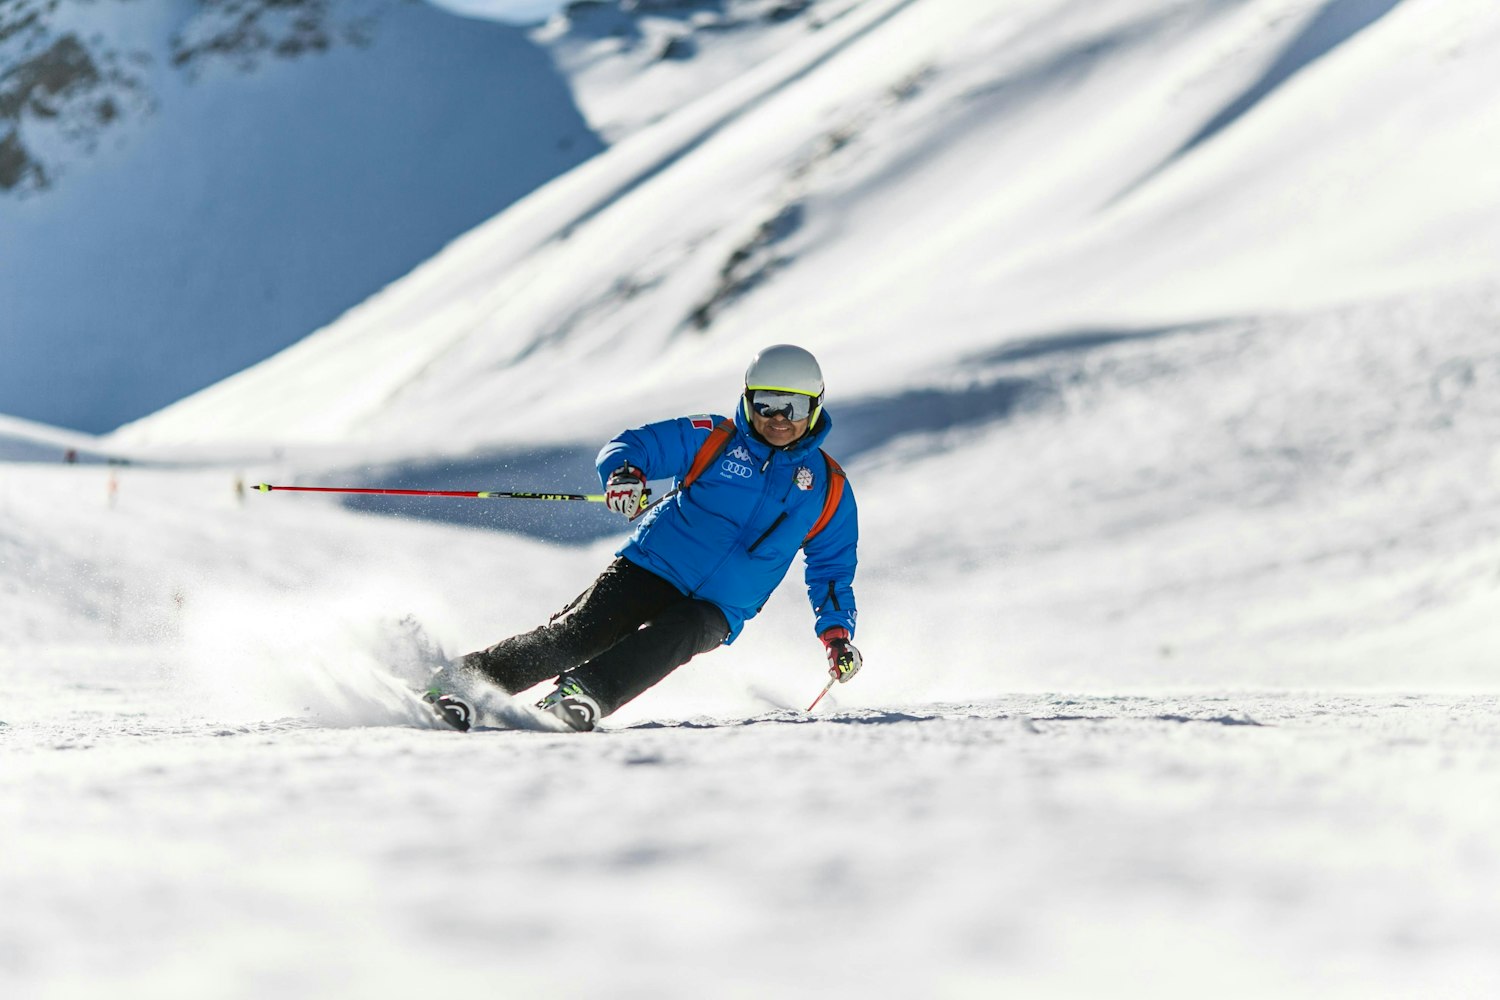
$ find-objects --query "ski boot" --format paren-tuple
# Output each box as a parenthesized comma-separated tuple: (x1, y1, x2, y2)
(423, 661, 480, 732)
(424, 690, 474, 732)
(536, 677, 602, 733)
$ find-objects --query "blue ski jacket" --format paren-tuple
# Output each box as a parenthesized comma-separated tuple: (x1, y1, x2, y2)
(595, 404, 858, 643)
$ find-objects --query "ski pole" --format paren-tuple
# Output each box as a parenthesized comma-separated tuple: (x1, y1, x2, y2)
(252, 483, 659, 518)
(253, 483, 607, 502)
(806, 676, 837, 713)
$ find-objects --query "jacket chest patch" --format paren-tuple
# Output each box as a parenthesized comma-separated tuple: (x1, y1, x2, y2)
(718, 457, 754, 480)
(795, 466, 816, 491)
(718, 444, 758, 480)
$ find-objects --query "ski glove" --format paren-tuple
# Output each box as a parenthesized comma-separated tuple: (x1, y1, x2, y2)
(820, 627, 862, 683)
(605, 465, 647, 518)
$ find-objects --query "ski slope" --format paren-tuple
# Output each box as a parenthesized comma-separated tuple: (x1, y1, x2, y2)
(5, 0, 1500, 995)
(6, 678, 1499, 998)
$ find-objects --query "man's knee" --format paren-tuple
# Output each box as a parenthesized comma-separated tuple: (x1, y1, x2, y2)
(654, 600, 730, 657)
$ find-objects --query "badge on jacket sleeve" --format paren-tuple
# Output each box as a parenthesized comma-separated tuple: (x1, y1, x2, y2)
(795, 466, 815, 491)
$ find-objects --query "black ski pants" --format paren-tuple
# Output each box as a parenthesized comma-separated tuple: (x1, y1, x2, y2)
(458, 557, 730, 717)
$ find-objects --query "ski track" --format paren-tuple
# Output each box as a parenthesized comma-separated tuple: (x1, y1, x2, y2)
(4, 652, 1499, 998)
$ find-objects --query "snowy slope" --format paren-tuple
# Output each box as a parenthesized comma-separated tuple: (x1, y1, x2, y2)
(109, 0, 932, 450)
(5, 683, 1499, 1000)
(529, 0, 877, 142)
(114, 0, 1500, 451)
(0, 413, 118, 463)
(0, 0, 601, 433)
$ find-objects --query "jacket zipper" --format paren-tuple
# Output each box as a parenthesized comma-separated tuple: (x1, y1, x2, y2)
(824, 580, 842, 612)
(686, 438, 779, 592)
(747, 512, 787, 554)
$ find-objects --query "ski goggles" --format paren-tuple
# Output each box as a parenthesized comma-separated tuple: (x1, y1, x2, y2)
(746, 389, 819, 421)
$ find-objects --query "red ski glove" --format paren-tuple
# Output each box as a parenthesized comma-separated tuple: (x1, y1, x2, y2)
(604, 465, 647, 518)
(820, 627, 862, 683)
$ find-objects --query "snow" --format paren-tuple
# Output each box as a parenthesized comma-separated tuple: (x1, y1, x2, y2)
(431, 0, 569, 24)
(5, 0, 1500, 994)
(6, 676, 1500, 996)
(529, 0, 874, 143)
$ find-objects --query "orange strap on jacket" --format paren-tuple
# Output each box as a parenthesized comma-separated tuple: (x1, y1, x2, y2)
(802, 452, 846, 546)
(681, 420, 738, 490)
(680, 419, 845, 547)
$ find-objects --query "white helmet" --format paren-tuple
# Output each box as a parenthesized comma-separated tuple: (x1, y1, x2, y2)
(743, 344, 825, 428)
(744, 344, 824, 396)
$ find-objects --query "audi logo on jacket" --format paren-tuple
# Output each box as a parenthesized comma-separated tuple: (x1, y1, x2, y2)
(595, 404, 859, 644)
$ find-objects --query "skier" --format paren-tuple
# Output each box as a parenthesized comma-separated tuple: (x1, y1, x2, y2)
(427, 344, 861, 731)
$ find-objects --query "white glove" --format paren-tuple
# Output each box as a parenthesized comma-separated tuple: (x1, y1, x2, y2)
(820, 627, 862, 683)
(604, 465, 646, 518)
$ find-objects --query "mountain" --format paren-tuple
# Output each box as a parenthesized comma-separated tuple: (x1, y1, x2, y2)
(113, 0, 1500, 455)
(0, 0, 602, 433)
(527, 0, 866, 142)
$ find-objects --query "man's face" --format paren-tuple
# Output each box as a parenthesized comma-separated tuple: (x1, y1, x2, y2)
(750, 407, 810, 447)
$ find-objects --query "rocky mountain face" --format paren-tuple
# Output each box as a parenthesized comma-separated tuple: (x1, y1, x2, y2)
(0, 0, 602, 433)
(2, 2, 143, 191)
(531, 0, 841, 140)
(0, 0, 410, 194)
(168, 0, 390, 70)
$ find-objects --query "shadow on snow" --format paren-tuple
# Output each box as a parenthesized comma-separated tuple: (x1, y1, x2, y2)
(620, 708, 1267, 731)
(1113, 0, 1407, 204)
(341, 323, 1205, 543)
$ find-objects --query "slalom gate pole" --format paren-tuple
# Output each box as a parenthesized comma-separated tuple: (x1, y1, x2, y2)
(806, 677, 837, 713)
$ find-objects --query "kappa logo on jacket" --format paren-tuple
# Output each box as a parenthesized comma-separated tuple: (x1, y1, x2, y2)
(728, 445, 753, 463)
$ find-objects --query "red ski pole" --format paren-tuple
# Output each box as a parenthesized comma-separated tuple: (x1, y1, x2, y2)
(253, 483, 660, 518)
(254, 483, 606, 502)
(806, 676, 837, 713)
